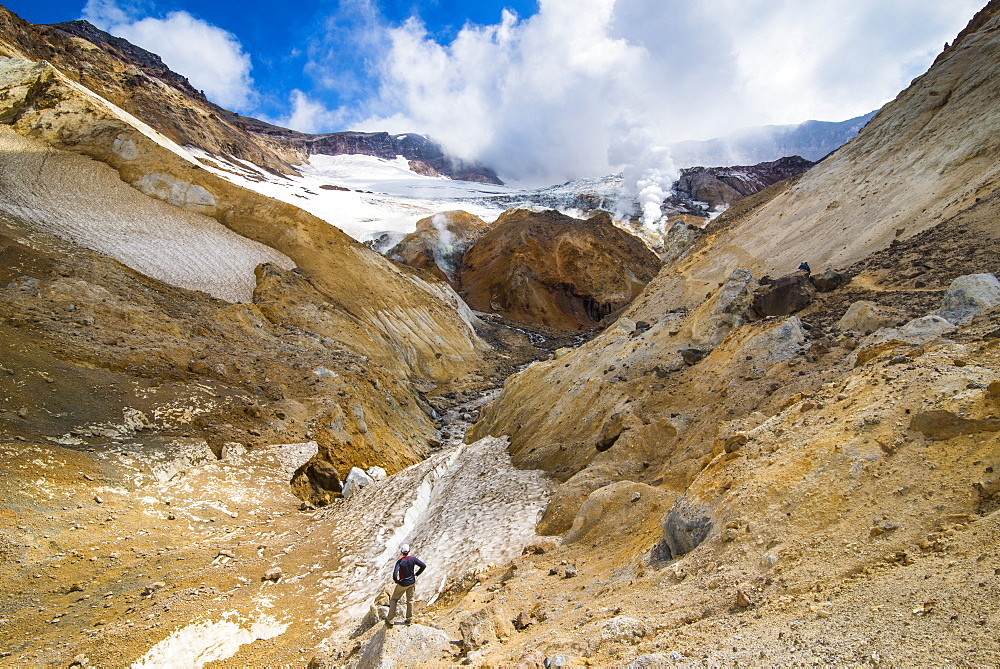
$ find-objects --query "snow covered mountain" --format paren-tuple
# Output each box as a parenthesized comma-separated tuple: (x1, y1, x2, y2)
(666, 111, 877, 168)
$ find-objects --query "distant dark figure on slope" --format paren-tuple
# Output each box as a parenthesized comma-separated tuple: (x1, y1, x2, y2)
(798, 261, 811, 275)
(386, 544, 425, 626)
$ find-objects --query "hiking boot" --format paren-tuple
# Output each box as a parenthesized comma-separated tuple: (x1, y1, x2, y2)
(404, 619, 412, 626)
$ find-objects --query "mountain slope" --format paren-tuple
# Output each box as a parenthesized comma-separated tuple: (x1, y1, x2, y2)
(458, 3, 1000, 664)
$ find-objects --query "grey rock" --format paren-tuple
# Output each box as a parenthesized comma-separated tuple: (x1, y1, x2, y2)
(680, 348, 708, 365)
(349, 622, 452, 669)
(937, 273, 1000, 325)
(341, 467, 376, 499)
(810, 269, 849, 292)
(657, 498, 712, 559)
(752, 270, 815, 316)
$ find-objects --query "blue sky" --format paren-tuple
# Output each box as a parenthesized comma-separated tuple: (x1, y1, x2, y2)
(5, 1, 983, 184)
(8, 1, 539, 123)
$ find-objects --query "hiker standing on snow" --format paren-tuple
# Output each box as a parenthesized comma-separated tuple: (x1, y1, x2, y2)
(386, 543, 425, 626)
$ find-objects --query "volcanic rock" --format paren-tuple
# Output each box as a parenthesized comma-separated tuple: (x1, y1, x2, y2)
(810, 269, 850, 292)
(387, 211, 488, 283)
(675, 156, 815, 210)
(836, 301, 906, 333)
(458, 209, 661, 330)
(752, 271, 816, 317)
(937, 272, 1000, 325)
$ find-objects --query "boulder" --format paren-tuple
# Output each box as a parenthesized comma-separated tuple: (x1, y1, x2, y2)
(601, 616, 647, 643)
(657, 498, 712, 559)
(348, 623, 452, 669)
(515, 648, 546, 668)
(248, 441, 319, 477)
(661, 221, 700, 266)
(680, 348, 708, 365)
(810, 269, 850, 292)
(306, 461, 342, 493)
(682, 267, 758, 348)
(835, 301, 905, 333)
(860, 315, 956, 351)
(937, 273, 1000, 325)
(751, 271, 815, 317)
(909, 410, 1000, 440)
(459, 603, 515, 651)
(341, 467, 375, 499)
(366, 466, 387, 482)
(148, 438, 216, 483)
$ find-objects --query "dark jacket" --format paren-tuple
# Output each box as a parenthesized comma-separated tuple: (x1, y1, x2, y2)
(393, 554, 425, 586)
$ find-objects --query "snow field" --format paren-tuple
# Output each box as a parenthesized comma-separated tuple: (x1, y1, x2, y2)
(0, 127, 294, 303)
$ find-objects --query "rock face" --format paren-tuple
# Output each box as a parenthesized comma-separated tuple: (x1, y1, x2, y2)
(387, 211, 489, 284)
(458, 209, 661, 330)
(675, 156, 816, 210)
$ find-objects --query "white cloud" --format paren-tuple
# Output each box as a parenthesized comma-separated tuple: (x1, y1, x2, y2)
(278, 90, 346, 134)
(82, 0, 255, 111)
(334, 0, 980, 189)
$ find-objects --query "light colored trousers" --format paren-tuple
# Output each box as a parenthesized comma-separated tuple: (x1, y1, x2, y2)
(387, 583, 415, 622)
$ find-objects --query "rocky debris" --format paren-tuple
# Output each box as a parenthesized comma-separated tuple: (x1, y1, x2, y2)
(348, 623, 453, 669)
(563, 482, 675, 548)
(675, 156, 816, 211)
(836, 300, 906, 333)
(263, 567, 283, 582)
(522, 538, 559, 555)
(810, 269, 850, 292)
(752, 271, 816, 317)
(459, 603, 515, 651)
(458, 209, 661, 330)
(937, 273, 1000, 325)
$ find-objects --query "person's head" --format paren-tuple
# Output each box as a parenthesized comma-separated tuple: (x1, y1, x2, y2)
(400, 544, 410, 555)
